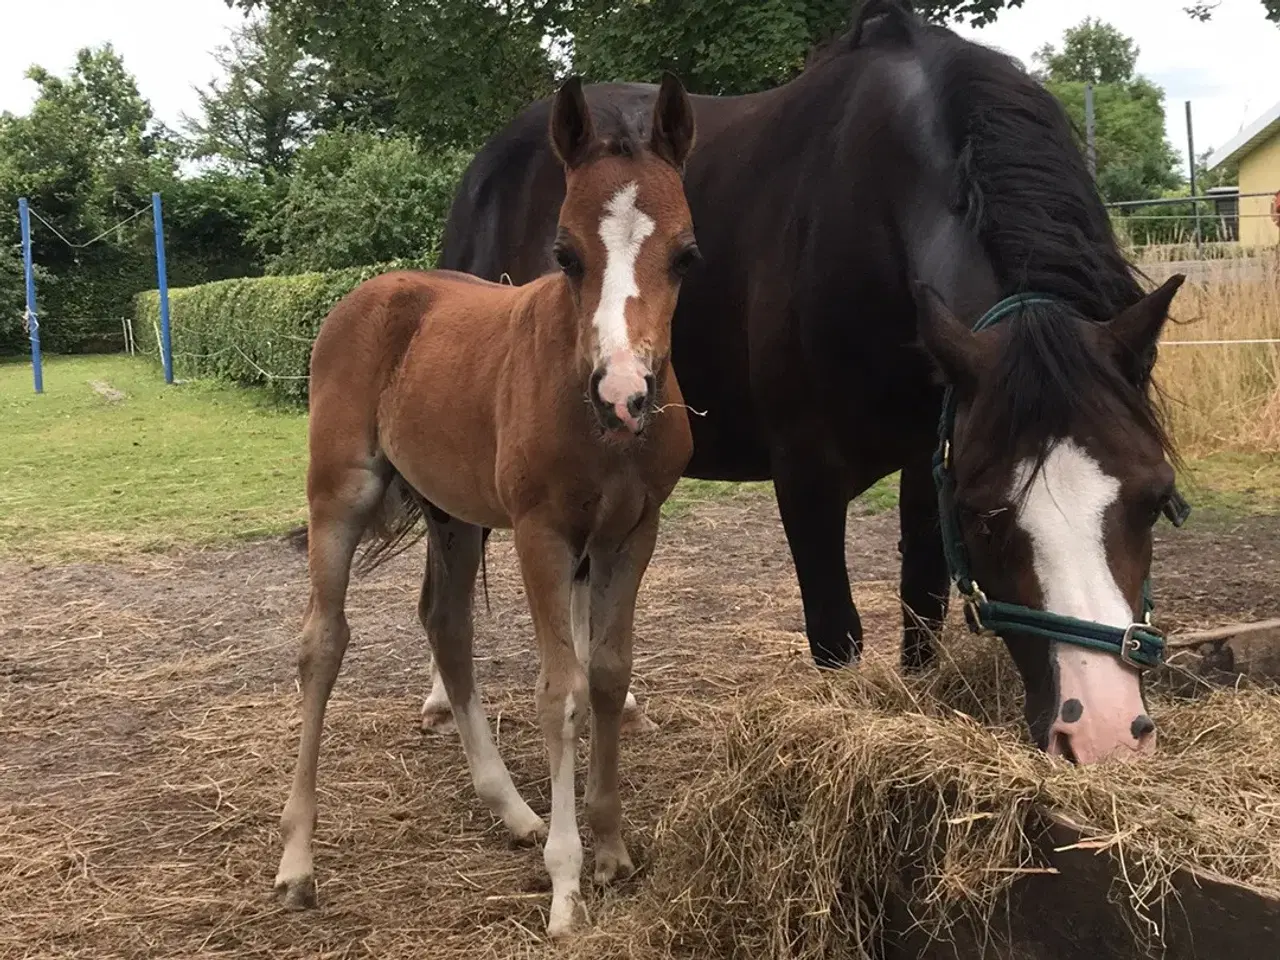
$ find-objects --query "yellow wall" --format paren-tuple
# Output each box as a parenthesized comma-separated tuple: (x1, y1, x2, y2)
(1238, 129, 1280, 247)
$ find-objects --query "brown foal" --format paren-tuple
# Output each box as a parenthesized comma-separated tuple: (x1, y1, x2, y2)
(272, 74, 698, 939)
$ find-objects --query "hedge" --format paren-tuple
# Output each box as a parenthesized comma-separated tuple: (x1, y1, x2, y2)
(134, 256, 433, 404)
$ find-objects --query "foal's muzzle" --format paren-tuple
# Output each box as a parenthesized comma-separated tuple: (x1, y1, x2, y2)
(590, 364, 655, 435)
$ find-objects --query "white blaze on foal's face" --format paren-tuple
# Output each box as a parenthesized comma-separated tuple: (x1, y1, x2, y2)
(588, 180, 656, 431)
(1011, 438, 1155, 764)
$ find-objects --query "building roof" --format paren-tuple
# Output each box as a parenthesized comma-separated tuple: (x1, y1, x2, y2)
(1208, 99, 1280, 170)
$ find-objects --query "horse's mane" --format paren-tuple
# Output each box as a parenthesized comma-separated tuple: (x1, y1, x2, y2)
(841, 0, 1176, 476)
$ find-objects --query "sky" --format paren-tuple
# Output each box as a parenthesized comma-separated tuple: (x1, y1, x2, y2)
(1, 0, 1278, 173)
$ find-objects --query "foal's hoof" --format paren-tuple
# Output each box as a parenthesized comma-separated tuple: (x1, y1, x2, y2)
(509, 815, 549, 848)
(274, 874, 317, 910)
(620, 692, 658, 737)
(620, 710, 658, 737)
(419, 700, 456, 735)
(546, 892, 587, 940)
(592, 846, 635, 886)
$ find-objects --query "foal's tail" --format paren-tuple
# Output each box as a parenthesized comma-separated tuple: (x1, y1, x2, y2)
(281, 477, 492, 608)
(279, 473, 426, 574)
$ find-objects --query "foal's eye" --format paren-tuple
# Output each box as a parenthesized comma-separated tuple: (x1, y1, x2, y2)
(671, 243, 702, 278)
(553, 243, 583, 279)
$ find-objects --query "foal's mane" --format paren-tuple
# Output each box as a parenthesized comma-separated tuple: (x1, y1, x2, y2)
(840, 1, 1176, 478)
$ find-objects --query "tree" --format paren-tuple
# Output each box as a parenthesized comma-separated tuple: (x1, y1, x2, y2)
(1185, 1, 1280, 24)
(1028, 21, 1180, 204)
(0, 45, 179, 350)
(183, 15, 321, 177)
(227, 0, 562, 148)
(1031, 17, 1138, 84)
(259, 131, 471, 273)
(225, 0, 1037, 140)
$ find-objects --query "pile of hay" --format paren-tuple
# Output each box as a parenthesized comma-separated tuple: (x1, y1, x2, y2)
(571, 640, 1280, 960)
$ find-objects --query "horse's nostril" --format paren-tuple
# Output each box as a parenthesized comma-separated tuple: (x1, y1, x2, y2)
(626, 391, 648, 419)
(1131, 714, 1156, 741)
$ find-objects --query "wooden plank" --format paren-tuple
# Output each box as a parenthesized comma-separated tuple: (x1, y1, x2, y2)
(888, 809, 1280, 959)
(1167, 618, 1280, 650)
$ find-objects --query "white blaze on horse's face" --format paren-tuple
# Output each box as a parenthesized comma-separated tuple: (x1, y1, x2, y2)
(1012, 438, 1156, 764)
(590, 180, 656, 433)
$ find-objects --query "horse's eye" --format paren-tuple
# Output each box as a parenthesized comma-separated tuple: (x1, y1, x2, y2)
(553, 243, 582, 279)
(672, 243, 701, 278)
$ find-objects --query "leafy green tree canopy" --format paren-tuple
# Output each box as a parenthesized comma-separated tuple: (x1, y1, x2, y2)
(183, 15, 321, 177)
(1031, 17, 1138, 84)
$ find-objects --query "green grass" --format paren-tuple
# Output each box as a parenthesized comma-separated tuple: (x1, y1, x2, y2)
(1, 354, 1275, 561)
(0, 354, 309, 559)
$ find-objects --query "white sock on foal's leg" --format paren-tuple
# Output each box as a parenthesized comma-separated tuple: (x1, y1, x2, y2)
(544, 691, 585, 938)
(420, 665, 455, 733)
(451, 693, 546, 843)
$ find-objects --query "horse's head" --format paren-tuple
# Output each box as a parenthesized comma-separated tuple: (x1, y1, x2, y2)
(547, 73, 699, 436)
(916, 275, 1187, 764)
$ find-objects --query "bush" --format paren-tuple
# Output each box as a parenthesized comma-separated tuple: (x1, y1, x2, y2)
(133, 256, 432, 404)
(257, 131, 471, 274)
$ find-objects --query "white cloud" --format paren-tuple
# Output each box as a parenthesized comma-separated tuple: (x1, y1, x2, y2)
(0, 0, 247, 131)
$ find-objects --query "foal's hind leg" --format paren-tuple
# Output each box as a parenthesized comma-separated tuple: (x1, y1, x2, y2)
(421, 510, 545, 843)
(275, 465, 386, 908)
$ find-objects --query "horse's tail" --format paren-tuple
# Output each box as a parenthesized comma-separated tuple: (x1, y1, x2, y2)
(279, 473, 428, 575)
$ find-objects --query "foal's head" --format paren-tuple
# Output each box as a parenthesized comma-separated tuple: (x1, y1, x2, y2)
(917, 275, 1186, 764)
(548, 73, 698, 435)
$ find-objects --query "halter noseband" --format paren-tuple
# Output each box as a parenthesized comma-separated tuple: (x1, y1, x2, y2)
(930, 293, 1191, 671)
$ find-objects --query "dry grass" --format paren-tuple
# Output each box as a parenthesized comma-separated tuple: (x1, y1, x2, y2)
(565, 642, 1280, 960)
(1141, 248, 1280, 456)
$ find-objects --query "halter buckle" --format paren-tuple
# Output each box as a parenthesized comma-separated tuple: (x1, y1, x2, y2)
(1120, 622, 1161, 671)
(961, 581, 994, 636)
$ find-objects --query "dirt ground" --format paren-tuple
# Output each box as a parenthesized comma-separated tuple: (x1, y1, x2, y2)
(2, 491, 1279, 959)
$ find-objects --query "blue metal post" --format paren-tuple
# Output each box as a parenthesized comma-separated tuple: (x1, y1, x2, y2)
(18, 198, 43, 394)
(152, 191, 173, 384)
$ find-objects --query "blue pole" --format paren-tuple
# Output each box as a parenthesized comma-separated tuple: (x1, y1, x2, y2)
(152, 191, 173, 384)
(18, 198, 43, 394)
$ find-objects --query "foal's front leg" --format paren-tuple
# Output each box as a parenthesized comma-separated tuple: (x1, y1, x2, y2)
(585, 504, 660, 886)
(513, 518, 587, 939)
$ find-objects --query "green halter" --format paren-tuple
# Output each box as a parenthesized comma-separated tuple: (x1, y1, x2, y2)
(930, 293, 1190, 671)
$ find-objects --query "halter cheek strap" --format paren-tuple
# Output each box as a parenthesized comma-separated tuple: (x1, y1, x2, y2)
(930, 293, 1190, 671)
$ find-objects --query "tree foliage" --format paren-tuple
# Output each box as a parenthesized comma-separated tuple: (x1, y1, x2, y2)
(183, 15, 321, 176)
(261, 131, 470, 274)
(1031, 17, 1138, 85)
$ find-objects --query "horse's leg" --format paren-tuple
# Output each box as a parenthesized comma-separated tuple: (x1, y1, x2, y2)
(898, 454, 950, 672)
(584, 506, 659, 887)
(771, 448, 860, 668)
(514, 518, 587, 939)
(419, 655, 454, 733)
(573, 557, 655, 737)
(275, 464, 385, 908)
(420, 510, 545, 842)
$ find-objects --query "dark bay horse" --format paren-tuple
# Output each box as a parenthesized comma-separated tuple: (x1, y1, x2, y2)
(274, 74, 698, 938)
(435, 0, 1188, 764)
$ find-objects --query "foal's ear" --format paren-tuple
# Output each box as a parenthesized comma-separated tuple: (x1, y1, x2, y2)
(914, 283, 985, 395)
(1104, 274, 1185, 383)
(550, 75, 596, 169)
(649, 71, 696, 172)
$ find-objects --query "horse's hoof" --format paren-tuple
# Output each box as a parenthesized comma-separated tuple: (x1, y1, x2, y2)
(592, 846, 635, 886)
(508, 811, 549, 847)
(419, 707, 456, 735)
(620, 711, 658, 736)
(274, 874, 317, 910)
(546, 892, 587, 940)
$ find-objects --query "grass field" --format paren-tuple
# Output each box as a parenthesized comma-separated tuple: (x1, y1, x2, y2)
(1, 352, 1275, 561)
